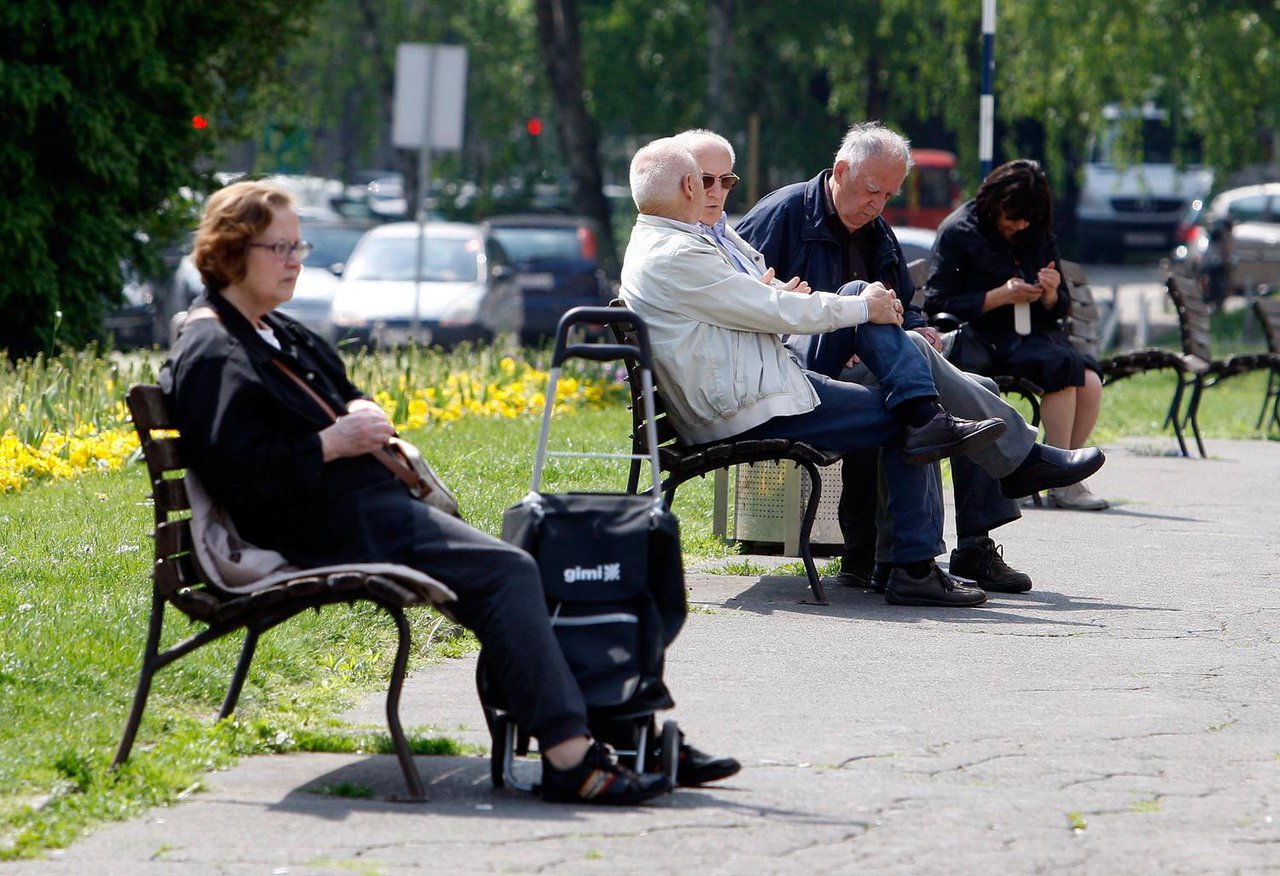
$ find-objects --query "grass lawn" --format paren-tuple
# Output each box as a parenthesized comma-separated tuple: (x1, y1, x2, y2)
(1, 362, 1276, 858)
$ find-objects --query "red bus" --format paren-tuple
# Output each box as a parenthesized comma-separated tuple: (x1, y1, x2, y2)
(882, 149, 960, 230)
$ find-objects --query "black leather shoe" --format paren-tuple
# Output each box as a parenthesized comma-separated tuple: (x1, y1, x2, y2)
(541, 740, 671, 804)
(902, 410, 1007, 466)
(884, 563, 987, 607)
(949, 537, 1032, 593)
(1000, 446, 1106, 499)
(675, 742, 741, 787)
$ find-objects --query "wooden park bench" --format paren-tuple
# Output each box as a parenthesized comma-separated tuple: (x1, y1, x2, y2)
(607, 304, 842, 604)
(1165, 275, 1280, 457)
(1253, 295, 1280, 433)
(113, 384, 456, 800)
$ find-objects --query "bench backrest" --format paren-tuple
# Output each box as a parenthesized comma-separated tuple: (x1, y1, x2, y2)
(606, 303, 688, 489)
(126, 384, 229, 623)
(1060, 260, 1103, 360)
(1254, 296, 1280, 355)
(1166, 273, 1214, 365)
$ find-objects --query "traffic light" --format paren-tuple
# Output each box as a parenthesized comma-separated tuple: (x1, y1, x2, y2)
(525, 117, 543, 137)
(191, 114, 209, 130)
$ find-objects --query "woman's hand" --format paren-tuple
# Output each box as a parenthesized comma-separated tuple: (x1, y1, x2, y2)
(320, 407, 396, 461)
(1037, 261, 1061, 307)
(987, 276, 1043, 312)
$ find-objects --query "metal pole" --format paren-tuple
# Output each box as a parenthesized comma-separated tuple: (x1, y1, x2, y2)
(412, 49, 438, 344)
(979, 0, 997, 180)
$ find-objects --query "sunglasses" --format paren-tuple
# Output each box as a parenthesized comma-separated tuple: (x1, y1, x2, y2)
(699, 172, 740, 192)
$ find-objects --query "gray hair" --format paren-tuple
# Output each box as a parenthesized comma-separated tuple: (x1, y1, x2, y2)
(630, 137, 699, 214)
(675, 129, 736, 166)
(834, 121, 914, 176)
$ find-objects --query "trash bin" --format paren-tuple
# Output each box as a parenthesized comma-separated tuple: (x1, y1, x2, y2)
(713, 460, 844, 556)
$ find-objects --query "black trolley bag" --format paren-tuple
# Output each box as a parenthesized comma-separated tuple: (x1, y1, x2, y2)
(478, 307, 687, 792)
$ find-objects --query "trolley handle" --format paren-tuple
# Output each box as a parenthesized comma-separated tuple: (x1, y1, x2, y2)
(550, 306, 652, 368)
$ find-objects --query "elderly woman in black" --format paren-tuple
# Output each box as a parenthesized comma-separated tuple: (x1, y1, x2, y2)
(924, 160, 1108, 510)
(161, 180, 703, 804)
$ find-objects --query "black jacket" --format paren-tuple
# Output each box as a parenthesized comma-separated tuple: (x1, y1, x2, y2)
(160, 291, 406, 565)
(922, 199, 1069, 335)
(736, 169, 927, 330)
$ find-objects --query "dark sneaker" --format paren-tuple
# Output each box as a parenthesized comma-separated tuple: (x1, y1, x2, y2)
(884, 563, 987, 607)
(902, 410, 1007, 466)
(675, 742, 741, 787)
(831, 555, 875, 589)
(831, 558, 891, 593)
(1000, 446, 1106, 499)
(541, 740, 671, 804)
(949, 537, 1033, 593)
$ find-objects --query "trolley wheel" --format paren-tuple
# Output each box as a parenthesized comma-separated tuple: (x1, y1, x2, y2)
(660, 719, 680, 788)
(490, 714, 509, 789)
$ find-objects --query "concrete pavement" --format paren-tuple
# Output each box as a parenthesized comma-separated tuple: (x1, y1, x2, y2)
(7, 435, 1279, 874)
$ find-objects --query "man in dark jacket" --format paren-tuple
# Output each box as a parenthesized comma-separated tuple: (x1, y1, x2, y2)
(736, 122, 1039, 594)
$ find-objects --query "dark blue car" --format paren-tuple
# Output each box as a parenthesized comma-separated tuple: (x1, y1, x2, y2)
(485, 214, 620, 343)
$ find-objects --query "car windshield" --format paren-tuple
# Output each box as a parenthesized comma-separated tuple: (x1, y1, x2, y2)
(489, 226, 584, 263)
(304, 226, 367, 269)
(345, 235, 480, 282)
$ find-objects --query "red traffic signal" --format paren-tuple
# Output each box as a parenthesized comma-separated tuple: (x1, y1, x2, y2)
(525, 117, 543, 136)
(191, 115, 209, 130)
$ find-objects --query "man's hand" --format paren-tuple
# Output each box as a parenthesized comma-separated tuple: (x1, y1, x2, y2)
(759, 267, 812, 294)
(320, 407, 396, 461)
(913, 325, 943, 351)
(863, 282, 904, 325)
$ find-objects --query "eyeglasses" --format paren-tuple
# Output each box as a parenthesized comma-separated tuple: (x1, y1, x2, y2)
(247, 240, 313, 260)
(700, 172, 740, 192)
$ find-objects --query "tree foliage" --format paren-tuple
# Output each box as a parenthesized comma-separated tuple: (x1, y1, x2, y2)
(0, 0, 317, 358)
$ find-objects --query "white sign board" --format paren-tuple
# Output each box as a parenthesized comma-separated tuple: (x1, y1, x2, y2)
(392, 44, 467, 150)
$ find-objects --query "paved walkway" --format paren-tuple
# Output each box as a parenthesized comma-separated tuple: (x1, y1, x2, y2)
(8, 436, 1279, 874)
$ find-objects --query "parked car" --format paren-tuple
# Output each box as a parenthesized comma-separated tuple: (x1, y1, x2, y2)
(102, 261, 164, 349)
(330, 221, 521, 348)
(484, 214, 619, 343)
(892, 225, 937, 266)
(276, 222, 371, 341)
(1170, 183, 1280, 297)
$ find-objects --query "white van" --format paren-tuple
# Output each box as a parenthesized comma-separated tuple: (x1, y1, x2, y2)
(1075, 102, 1213, 261)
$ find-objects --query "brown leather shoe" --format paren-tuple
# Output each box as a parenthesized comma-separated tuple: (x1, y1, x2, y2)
(884, 563, 987, 607)
(902, 410, 1007, 466)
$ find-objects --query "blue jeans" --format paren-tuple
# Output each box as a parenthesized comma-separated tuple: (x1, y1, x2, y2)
(791, 321, 1036, 562)
(734, 352, 946, 565)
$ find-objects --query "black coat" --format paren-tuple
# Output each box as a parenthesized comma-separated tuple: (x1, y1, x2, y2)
(923, 201, 1097, 392)
(161, 291, 414, 567)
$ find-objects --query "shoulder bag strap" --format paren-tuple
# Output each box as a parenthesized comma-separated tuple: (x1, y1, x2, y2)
(270, 359, 424, 493)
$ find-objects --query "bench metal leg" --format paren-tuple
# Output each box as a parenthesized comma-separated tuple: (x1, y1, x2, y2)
(112, 591, 167, 770)
(1184, 377, 1209, 458)
(795, 461, 828, 605)
(1166, 374, 1192, 457)
(385, 605, 427, 801)
(219, 630, 260, 720)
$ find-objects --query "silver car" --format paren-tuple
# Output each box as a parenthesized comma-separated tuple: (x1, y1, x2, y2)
(1172, 183, 1280, 297)
(330, 221, 522, 347)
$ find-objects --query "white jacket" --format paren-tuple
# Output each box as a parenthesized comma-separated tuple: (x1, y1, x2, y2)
(620, 215, 871, 444)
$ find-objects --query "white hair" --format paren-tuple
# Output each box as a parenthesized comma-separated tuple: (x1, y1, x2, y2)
(835, 121, 914, 176)
(675, 129, 736, 166)
(629, 138, 699, 214)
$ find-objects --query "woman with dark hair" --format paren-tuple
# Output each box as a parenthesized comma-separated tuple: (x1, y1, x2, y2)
(923, 160, 1108, 510)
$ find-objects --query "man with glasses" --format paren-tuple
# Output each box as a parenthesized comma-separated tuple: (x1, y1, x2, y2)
(620, 137, 1098, 607)
(681, 127, 1103, 597)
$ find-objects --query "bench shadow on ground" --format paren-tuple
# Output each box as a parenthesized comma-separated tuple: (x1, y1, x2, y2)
(709, 573, 1178, 628)
(263, 755, 825, 824)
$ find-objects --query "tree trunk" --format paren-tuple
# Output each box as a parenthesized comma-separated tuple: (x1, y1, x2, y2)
(533, 0, 619, 268)
(706, 0, 735, 135)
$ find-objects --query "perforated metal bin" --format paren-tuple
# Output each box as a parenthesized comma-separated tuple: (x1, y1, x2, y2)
(712, 460, 845, 556)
